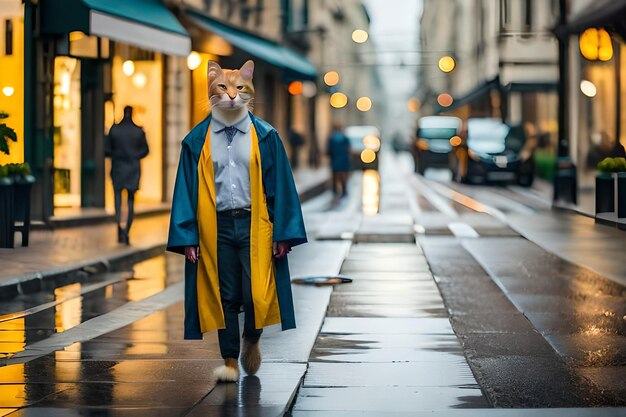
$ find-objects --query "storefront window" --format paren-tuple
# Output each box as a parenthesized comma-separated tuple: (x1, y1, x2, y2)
(0, 9, 24, 165)
(106, 50, 164, 207)
(53, 57, 82, 208)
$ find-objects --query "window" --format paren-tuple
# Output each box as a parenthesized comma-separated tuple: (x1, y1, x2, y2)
(500, 0, 510, 30)
(4, 19, 12, 55)
(525, 0, 532, 29)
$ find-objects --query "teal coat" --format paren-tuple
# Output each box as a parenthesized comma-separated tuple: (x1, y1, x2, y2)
(167, 113, 307, 340)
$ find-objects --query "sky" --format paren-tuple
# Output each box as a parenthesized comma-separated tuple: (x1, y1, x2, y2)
(362, 0, 422, 138)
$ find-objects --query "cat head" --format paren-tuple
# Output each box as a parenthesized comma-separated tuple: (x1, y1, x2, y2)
(208, 60, 255, 111)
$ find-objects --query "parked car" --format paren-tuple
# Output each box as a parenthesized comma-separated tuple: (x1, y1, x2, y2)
(345, 125, 381, 170)
(412, 116, 461, 175)
(451, 118, 534, 186)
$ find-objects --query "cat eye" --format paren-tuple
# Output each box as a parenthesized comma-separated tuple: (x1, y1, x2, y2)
(218, 84, 227, 90)
(236, 85, 244, 90)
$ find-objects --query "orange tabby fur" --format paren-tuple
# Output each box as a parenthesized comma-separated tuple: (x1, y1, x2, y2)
(208, 60, 255, 124)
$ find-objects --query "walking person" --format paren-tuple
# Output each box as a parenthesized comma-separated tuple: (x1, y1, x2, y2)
(327, 121, 352, 199)
(105, 106, 149, 245)
(167, 60, 307, 383)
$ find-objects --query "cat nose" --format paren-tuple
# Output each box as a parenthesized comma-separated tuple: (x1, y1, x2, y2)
(227, 93, 237, 100)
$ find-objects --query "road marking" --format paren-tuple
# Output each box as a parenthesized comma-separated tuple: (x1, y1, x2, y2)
(423, 179, 508, 224)
(5, 281, 184, 365)
(448, 222, 479, 238)
(409, 175, 459, 218)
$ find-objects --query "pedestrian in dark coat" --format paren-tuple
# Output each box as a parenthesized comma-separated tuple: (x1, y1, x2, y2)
(327, 121, 351, 198)
(105, 106, 149, 245)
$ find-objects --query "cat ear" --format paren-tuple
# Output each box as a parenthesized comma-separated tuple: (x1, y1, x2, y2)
(208, 61, 223, 83)
(240, 60, 254, 81)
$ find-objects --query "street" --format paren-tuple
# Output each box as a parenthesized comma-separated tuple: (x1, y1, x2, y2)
(0, 150, 624, 416)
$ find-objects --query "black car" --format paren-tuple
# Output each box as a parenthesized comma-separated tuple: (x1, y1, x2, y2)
(451, 118, 534, 186)
(412, 116, 461, 175)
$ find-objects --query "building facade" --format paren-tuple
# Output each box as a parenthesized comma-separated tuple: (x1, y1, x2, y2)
(419, 0, 560, 181)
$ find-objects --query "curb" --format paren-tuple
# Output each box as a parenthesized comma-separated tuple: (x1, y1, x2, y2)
(0, 176, 330, 300)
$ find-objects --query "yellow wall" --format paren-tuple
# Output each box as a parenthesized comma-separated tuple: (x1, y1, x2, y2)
(0, 15, 24, 164)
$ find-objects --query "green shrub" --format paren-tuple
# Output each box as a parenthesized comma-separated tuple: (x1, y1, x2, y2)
(0, 162, 31, 178)
(598, 157, 626, 173)
(0, 111, 17, 155)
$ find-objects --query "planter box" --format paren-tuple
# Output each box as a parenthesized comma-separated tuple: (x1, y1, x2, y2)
(618, 172, 626, 219)
(0, 177, 15, 248)
(595, 172, 615, 214)
(13, 175, 35, 246)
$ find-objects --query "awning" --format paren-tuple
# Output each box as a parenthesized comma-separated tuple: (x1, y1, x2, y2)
(184, 10, 317, 81)
(41, 0, 191, 57)
(503, 82, 558, 93)
(436, 77, 500, 112)
(554, 0, 626, 41)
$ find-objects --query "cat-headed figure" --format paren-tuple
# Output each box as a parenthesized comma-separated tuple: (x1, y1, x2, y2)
(208, 60, 255, 125)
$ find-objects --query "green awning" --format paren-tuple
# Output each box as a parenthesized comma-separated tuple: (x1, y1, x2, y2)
(41, 0, 191, 56)
(185, 10, 317, 81)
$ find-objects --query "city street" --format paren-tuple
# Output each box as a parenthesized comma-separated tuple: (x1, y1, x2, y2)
(0, 150, 624, 416)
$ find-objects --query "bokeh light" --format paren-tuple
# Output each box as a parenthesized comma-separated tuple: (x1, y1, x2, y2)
(407, 98, 421, 112)
(324, 71, 340, 86)
(330, 92, 348, 108)
(580, 80, 597, 97)
(449, 135, 462, 147)
(288, 81, 303, 95)
(438, 56, 456, 73)
(352, 29, 369, 44)
(356, 96, 372, 112)
(363, 134, 381, 151)
(302, 81, 318, 98)
(360, 149, 376, 164)
(122, 60, 135, 77)
(437, 93, 453, 107)
(132, 73, 147, 89)
(187, 52, 202, 71)
(2, 86, 15, 97)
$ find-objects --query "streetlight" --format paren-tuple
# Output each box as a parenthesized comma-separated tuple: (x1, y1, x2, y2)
(352, 29, 368, 44)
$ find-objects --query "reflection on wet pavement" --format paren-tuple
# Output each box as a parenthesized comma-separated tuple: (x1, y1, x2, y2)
(361, 169, 380, 215)
(292, 243, 488, 413)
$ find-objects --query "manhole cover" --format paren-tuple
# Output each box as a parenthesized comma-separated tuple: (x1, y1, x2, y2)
(291, 275, 353, 286)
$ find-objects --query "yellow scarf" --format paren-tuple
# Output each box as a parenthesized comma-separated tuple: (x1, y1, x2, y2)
(196, 125, 281, 333)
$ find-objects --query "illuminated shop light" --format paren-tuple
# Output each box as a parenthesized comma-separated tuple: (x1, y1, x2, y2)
(187, 52, 202, 71)
(122, 60, 135, 77)
(2, 86, 14, 97)
(580, 80, 597, 97)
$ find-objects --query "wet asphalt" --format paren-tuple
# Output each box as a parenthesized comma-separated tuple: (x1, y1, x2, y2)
(0, 150, 625, 416)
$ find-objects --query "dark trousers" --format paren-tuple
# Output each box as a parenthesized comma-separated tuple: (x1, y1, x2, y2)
(217, 212, 263, 359)
(114, 188, 135, 242)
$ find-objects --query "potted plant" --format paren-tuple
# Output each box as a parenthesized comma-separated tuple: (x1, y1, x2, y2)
(614, 157, 626, 219)
(595, 157, 616, 215)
